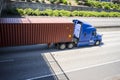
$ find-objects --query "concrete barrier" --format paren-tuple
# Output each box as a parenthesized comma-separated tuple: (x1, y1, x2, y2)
(7, 1, 120, 12)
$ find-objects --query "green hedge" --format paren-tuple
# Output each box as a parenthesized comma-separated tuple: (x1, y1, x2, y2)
(7, 8, 120, 17)
(49, 0, 68, 5)
(85, 0, 120, 10)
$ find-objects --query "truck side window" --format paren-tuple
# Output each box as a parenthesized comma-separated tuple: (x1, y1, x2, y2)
(92, 31, 96, 36)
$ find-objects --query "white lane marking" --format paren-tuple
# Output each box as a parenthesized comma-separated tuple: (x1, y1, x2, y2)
(64, 59, 120, 73)
(0, 59, 14, 63)
(26, 74, 57, 80)
(26, 59, 120, 80)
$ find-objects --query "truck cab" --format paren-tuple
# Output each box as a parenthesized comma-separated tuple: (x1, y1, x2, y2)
(73, 19, 102, 47)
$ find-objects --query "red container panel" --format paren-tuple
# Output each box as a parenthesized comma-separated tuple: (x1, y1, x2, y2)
(0, 18, 74, 47)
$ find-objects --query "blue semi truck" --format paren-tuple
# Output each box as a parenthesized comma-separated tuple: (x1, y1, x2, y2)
(56, 19, 102, 49)
(72, 19, 102, 48)
(0, 18, 102, 49)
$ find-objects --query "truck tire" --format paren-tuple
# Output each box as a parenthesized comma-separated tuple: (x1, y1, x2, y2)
(59, 43, 66, 50)
(67, 43, 74, 49)
(95, 41, 100, 46)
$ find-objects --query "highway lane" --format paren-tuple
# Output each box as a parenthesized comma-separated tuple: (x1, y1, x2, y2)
(50, 31, 120, 71)
(0, 45, 58, 80)
(46, 30, 120, 80)
(66, 60, 120, 80)
(0, 29, 120, 80)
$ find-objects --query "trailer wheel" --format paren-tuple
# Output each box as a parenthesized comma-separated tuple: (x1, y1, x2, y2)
(95, 41, 100, 46)
(59, 43, 66, 50)
(67, 43, 74, 49)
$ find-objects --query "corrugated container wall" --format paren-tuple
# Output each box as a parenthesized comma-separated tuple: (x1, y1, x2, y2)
(0, 18, 74, 47)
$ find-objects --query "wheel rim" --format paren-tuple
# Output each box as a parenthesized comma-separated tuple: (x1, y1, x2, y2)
(68, 43, 73, 49)
(96, 41, 100, 45)
(60, 44, 66, 50)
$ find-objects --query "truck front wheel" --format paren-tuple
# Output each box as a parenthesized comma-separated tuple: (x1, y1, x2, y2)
(95, 40, 100, 46)
(59, 43, 66, 50)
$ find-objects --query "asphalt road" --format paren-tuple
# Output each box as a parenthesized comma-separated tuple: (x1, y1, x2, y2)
(66, 60, 120, 80)
(0, 28, 120, 80)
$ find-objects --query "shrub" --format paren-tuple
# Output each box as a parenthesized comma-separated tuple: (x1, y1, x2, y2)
(95, 2, 102, 8)
(49, 0, 56, 4)
(85, 0, 120, 10)
(16, 8, 25, 15)
(56, 0, 67, 5)
(24, 8, 34, 15)
(40, 11, 46, 16)
(108, 12, 115, 17)
(104, 3, 111, 10)
(59, 10, 71, 16)
(72, 10, 79, 16)
(62, 0, 67, 5)
(68, 2, 71, 5)
(32, 9, 41, 16)
(99, 12, 109, 17)
(7, 8, 120, 17)
(109, 12, 120, 17)
(48, 0, 68, 5)
(44, 9, 53, 16)
(64, 11, 71, 16)
(59, 10, 65, 16)
(52, 10, 59, 16)
(83, 11, 90, 17)
(78, 11, 84, 16)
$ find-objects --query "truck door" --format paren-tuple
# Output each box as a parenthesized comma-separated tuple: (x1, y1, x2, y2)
(81, 30, 91, 41)
(78, 29, 91, 46)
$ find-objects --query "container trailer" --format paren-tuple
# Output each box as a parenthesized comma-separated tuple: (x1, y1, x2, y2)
(0, 18, 102, 49)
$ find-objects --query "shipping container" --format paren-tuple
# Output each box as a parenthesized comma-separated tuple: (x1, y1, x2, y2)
(0, 18, 74, 47)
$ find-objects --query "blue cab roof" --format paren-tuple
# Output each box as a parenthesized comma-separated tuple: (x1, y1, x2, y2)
(73, 19, 96, 31)
(73, 19, 91, 26)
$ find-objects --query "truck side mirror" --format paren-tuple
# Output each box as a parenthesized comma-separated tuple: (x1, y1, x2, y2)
(92, 31, 96, 36)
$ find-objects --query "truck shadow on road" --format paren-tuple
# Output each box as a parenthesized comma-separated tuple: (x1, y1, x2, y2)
(0, 44, 61, 80)
(0, 42, 104, 54)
